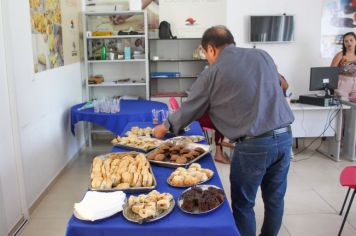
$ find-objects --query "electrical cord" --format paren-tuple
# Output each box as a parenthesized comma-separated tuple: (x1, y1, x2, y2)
(292, 103, 343, 161)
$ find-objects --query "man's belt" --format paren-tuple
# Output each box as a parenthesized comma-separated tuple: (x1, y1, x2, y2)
(236, 126, 291, 143)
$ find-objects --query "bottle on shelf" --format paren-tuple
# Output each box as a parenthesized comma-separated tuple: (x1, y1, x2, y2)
(100, 44, 107, 60)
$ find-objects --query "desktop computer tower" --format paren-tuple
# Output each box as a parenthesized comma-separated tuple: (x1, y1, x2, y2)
(298, 94, 338, 107)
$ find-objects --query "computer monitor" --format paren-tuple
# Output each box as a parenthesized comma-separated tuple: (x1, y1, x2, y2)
(310, 67, 339, 97)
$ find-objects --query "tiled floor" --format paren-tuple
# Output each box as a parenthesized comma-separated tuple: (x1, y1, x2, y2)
(18, 143, 356, 236)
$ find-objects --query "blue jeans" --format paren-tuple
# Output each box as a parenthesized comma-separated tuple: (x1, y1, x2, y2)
(230, 132, 292, 236)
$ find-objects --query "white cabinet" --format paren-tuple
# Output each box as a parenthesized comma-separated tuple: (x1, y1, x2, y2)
(83, 11, 149, 100)
(149, 38, 207, 103)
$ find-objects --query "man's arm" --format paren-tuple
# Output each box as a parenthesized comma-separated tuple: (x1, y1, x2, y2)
(168, 69, 211, 134)
(153, 69, 212, 139)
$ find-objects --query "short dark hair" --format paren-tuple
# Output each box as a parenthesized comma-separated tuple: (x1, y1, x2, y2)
(201, 26, 235, 50)
(342, 32, 356, 55)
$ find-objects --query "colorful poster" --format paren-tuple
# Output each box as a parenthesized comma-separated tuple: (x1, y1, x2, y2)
(159, 0, 226, 38)
(29, 0, 80, 73)
(321, 0, 356, 58)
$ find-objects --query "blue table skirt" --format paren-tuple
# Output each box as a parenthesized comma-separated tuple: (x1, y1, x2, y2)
(66, 121, 240, 236)
(70, 100, 168, 135)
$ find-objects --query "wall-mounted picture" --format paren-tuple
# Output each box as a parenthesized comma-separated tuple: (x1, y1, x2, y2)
(321, 0, 356, 58)
(29, 0, 80, 73)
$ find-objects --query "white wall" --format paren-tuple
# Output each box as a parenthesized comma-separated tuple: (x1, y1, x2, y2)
(227, 0, 331, 99)
(2, 0, 85, 214)
(0, 0, 24, 233)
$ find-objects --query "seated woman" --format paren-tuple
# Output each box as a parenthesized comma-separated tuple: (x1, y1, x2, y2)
(198, 113, 230, 164)
(331, 32, 356, 100)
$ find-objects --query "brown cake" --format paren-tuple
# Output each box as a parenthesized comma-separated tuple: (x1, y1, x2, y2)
(181, 197, 195, 212)
(181, 186, 225, 213)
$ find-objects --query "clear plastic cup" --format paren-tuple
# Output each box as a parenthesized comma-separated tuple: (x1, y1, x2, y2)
(93, 100, 100, 113)
(152, 109, 160, 124)
(161, 109, 169, 122)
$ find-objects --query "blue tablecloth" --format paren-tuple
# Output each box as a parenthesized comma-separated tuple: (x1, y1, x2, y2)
(70, 100, 168, 135)
(66, 121, 240, 236)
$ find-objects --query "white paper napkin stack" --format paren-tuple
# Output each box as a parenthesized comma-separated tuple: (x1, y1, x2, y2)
(74, 191, 126, 221)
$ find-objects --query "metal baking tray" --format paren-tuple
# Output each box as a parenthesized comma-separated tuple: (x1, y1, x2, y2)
(147, 142, 211, 168)
(167, 135, 205, 143)
(111, 138, 163, 153)
(122, 199, 175, 224)
(177, 184, 225, 215)
(89, 152, 157, 193)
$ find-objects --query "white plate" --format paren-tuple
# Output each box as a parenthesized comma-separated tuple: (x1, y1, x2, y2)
(122, 199, 175, 224)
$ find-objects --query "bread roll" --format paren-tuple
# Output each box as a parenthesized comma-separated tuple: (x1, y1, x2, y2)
(122, 171, 133, 184)
(116, 182, 130, 189)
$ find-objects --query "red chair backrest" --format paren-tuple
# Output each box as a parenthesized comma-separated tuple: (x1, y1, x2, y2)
(340, 166, 356, 188)
(169, 97, 180, 111)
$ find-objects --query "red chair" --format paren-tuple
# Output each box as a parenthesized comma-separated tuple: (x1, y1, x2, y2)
(338, 166, 356, 236)
(168, 97, 212, 144)
(169, 97, 180, 111)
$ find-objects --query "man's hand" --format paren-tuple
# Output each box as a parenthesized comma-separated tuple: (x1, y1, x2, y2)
(153, 124, 168, 139)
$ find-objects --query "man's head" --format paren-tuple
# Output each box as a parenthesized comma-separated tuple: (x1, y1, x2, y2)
(201, 26, 235, 64)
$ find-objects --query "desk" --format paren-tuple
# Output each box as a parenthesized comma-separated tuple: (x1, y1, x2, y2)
(341, 100, 356, 161)
(290, 103, 348, 161)
(70, 100, 168, 145)
(66, 121, 240, 236)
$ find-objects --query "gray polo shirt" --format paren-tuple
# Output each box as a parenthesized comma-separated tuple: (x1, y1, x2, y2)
(165, 44, 294, 140)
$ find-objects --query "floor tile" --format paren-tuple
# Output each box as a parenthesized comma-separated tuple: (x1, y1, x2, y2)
(283, 213, 356, 236)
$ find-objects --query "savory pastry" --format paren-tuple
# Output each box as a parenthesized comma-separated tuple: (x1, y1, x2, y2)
(146, 152, 156, 160)
(91, 176, 103, 189)
(168, 165, 214, 187)
(116, 182, 130, 189)
(90, 152, 155, 190)
(180, 148, 190, 155)
(100, 177, 113, 189)
(128, 190, 172, 220)
(170, 175, 184, 186)
(176, 156, 188, 164)
(157, 199, 170, 210)
(194, 147, 205, 154)
(170, 154, 180, 161)
(154, 154, 166, 161)
(122, 171, 133, 184)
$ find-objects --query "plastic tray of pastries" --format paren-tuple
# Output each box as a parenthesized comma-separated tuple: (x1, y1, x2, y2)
(146, 141, 210, 168)
(122, 190, 175, 224)
(167, 135, 205, 143)
(89, 152, 157, 193)
(177, 185, 225, 215)
(167, 163, 214, 188)
(111, 136, 163, 152)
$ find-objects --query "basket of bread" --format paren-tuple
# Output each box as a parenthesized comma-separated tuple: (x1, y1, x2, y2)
(146, 141, 210, 168)
(123, 190, 175, 224)
(167, 163, 214, 187)
(90, 152, 156, 192)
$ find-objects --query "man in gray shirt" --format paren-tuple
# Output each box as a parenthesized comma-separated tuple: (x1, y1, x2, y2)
(154, 26, 294, 236)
